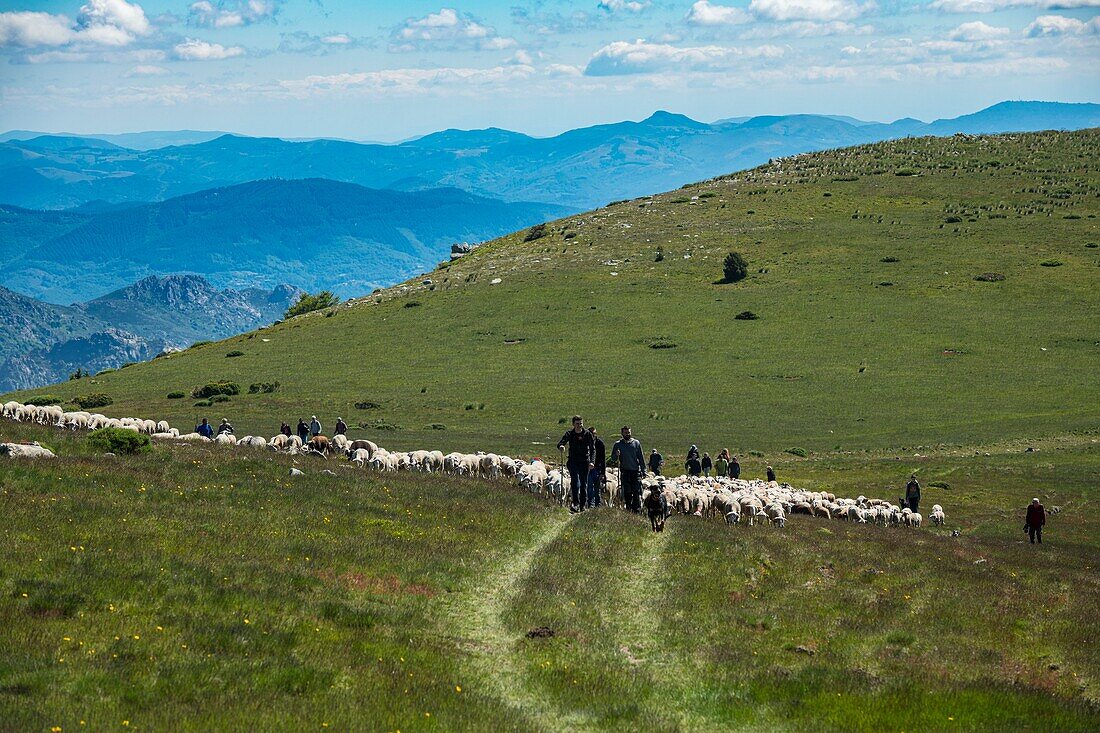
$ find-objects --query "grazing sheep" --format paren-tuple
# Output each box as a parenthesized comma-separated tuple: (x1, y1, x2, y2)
(1, 442, 56, 458)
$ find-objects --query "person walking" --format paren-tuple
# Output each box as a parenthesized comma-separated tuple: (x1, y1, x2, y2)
(557, 415, 595, 513)
(686, 445, 702, 477)
(701, 452, 713, 478)
(587, 426, 606, 509)
(296, 418, 310, 443)
(611, 425, 646, 513)
(280, 422, 292, 437)
(766, 465, 776, 483)
(905, 474, 921, 514)
(334, 417, 348, 436)
(196, 418, 214, 439)
(714, 450, 729, 479)
(309, 415, 322, 437)
(1025, 498, 1046, 544)
(729, 455, 741, 480)
(649, 448, 664, 476)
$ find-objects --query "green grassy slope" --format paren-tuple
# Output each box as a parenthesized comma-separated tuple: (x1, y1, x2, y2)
(8, 130, 1099, 459)
(1, 422, 1097, 730)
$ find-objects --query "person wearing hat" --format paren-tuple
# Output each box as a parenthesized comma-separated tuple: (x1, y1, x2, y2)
(309, 415, 322, 437)
(334, 417, 348, 436)
(1025, 498, 1046, 544)
(216, 417, 233, 435)
(905, 474, 921, 514)
(686, 445, 702, 476)
(766, 465, 776, 483)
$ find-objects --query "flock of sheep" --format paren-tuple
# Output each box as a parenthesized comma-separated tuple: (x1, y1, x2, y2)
(1, 400, 945, 530)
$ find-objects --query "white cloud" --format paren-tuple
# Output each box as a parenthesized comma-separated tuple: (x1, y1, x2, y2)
(740, 20, 875, 37)
(390, 7, 517, 52)
(126, 63, 167, 75)
(749, 0, 875, 21)
(189, 0, 278, 28)
(508, 49, 534, 64)
(0, 0, 150, 49)
(321, 33, 351, 44)
(598, 0, 650, 12)
(1024, 13, 1100, 35)
(685, 1, 752, 25)
(0, 12, 77, 47)
(930, 0, 1100, 12)
(948, 21, 1010, 40)
(686, 0, 873, 26)
(584, 38, 784, 75)
(173, 37, 244, 60)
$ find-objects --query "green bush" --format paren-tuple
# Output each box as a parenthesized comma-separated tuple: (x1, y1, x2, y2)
(895, 168, 918, 176)
(194, 400, 212, 407)
(735, 311, 758, 321)
(929, 480, 951, 490)
(69, 368, 88, 381)
(73, 393, 112, 409)
(88, 427, 151, 455)
(359, 419, 399, 431)
(1040, 260, 1063, 267)
(523, 223, 547, 242)
(27, 395, 63, 406)
(226, 350, 245, 358)
(210, 395, 231, 403)
(354, 400, 380, 410)
(974, 272, 1005, 282)
(248, 382, 280, 394)
(189, 340, 213, 349)
(426, 423, 447, 430)
(786, 447, 808, 457)
(880, 256, 899, 263)
(166, 391, 186, 399)
(723, 252, 748, 283)
(284, 291, 340, 319)
(192, 381, 240, 399)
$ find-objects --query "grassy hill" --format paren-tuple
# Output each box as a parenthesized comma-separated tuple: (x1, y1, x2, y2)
(1, 421, 1097, 731)
(10, 130, 1097, 460)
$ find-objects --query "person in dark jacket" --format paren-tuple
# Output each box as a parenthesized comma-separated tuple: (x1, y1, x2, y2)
(649, 449, 663, 476)
(296, 418, 310, 442)
(905, 474, 921, 514)
(729, 455, 741, 480)
(216, 418, 233, 436)
(766, 465, 776, 483)
(686, 445, 702, 477)
(701, 452, 713, 477)
(611, 425, 646, 513)
(196, 418, 214, 439)
(1025, 498, 1046, 544)
(334, 417, 348, 436)
(280, 422, 292, 437)
(558, 415, 595, 513)
(587, 427, 606, 509)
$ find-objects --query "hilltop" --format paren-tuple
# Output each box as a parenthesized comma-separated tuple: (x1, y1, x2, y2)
(2, 101, 1097, 212)
(6, 130, 1098, 456)
(0, 179, 572, 303)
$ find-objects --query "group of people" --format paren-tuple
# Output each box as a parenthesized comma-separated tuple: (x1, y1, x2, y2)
(274, 416, 348, 442)
(555, 416, 773, 515)
(195, 417, 234, 439)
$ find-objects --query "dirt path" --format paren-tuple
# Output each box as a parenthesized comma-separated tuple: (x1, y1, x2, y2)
(443, 510, 593, 732)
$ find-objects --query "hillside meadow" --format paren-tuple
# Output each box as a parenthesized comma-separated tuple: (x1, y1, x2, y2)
(6, 131, 1098, 462)
(1, 421, 1097, 731)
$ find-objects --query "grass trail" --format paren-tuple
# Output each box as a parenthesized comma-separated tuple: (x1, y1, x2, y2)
(443, 509, 586, 732)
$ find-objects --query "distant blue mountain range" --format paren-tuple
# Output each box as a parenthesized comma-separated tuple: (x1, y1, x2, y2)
(2, 101, 1096, 211)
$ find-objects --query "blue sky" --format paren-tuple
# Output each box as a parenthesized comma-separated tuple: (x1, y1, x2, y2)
(0, 0, 1097, 139)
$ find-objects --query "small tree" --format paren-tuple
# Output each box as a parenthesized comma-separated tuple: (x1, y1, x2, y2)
(723, 251, 748, 283)
(284, 290, 340, 319)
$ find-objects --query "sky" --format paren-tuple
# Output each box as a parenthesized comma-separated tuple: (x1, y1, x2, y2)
(0, 0, 1097, 140)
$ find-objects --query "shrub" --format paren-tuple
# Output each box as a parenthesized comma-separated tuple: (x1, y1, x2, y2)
(654, 247, 665, 262)
(880, 256, 899, 263)
(191, 381, 240, 399)
(248, 382, 280, 394)
(88, 427, 150, 455)
(786, 447, 808, 457)
(69, 368, 87, 381)
(749, 450, 765, 458)
(166, 391, 186, 399)
(649, 339, 677, 349)
(284, 290, 340, 319)
(73, 393, 112, 409)
(895, 168, 918, 176)
(404, 301, 421, 308)
(974, 272, 1005, 282)
(1040, 260, 1063, 267)
(945, 216, 963, 223)
(225, 350, 245, 358)
(735, 311, 758, 321)
(27, 394, 63, 405)
(523, 223, 548, 242)
(929, 480, 951, 490)
(426, 423, 447, 430)
(354, 400, 381, 410)
(194, 400, 212, 407)
(189, 340, 213, 349)
(886, 631, 916, 647)
(722, 251, 748, 283)
(359, 419, 399, 431)
(210, 395, 231, 403)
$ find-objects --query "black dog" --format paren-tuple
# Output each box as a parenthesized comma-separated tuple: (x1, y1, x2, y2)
(644, 489, 668, 532)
